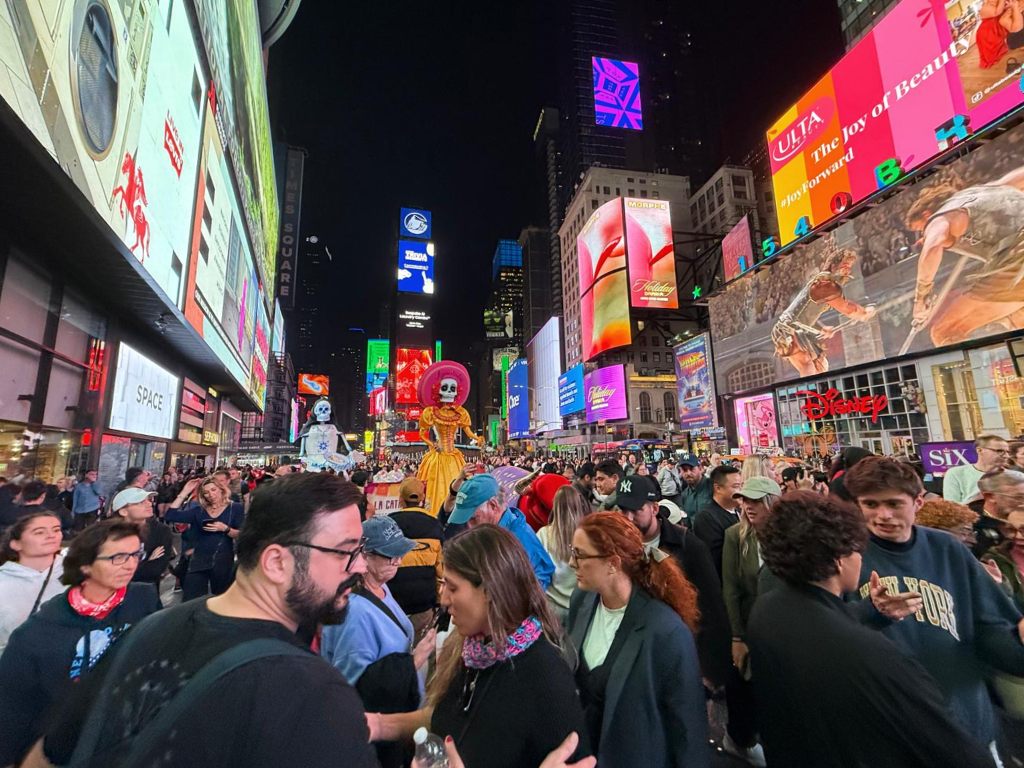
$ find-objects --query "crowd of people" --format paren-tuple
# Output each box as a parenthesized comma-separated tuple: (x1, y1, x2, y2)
(0, 437, 1021, 766)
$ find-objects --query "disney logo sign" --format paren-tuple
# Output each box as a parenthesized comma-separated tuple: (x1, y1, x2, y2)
(795, 388, 888, 424)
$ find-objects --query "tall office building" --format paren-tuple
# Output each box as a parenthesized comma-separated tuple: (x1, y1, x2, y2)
(486, 239, 525, 349)
(533, 107, 565, 316)
(287, 238, 331, 375)
(837, 0, 899, 49)
(519, 227, 554, 343)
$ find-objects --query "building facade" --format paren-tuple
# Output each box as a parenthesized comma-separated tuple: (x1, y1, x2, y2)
(836, 0, 899, 49)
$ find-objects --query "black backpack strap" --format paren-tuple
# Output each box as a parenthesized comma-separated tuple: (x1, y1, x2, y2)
(69, 637, 307, 767)
(354, 586, 407, 634)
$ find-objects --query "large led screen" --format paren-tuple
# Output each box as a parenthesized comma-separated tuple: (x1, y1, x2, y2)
(366, 339, 390, 393)
(585, 365, 628, 423)
(0, 0, 204, 308)
(250, 300, 270, 410)
(733, 393, 779, 453)
(559, 364, 586, 417)
(624, 199, 678, 308)
(272, 300, 285, 355)
(768, 0, 1024, 247)
(192, 0, 279, 290)
(710, 121, 1024, 396)
(579, 199, 632, 360)
(592, 57, 643, 130)
(398, 239, 435, 294)
(722, 216, 755, 283)
(396, 347, 434, 405)
(298, 373, 330, 397)
(673, 335, 718, 431)
(400, 207, 432, 239)
(508, 359, 530, 439)
(527, 317, 562, 433)
(109, 344, 179, 440)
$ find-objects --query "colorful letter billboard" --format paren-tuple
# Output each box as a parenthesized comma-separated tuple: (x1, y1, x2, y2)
(710, 121, 1024, 395)
(721, 216, 755, 283)
(508, 359, 530, 439)
(624, 199, 678, 308)
(395, 347, 434, 405)
(559, 364, 586, 417)
(733, 393, 779, 453)
(400, 207, 432, 239)
(298, 373, 330, 397)
(366, 339, 390, 393)
(673, 335, 717, 431)
(579, 199, 632, 361)
(592, 57, 643, 130)
(585, 365, 628, 422)
(398, 240, 435, 294)
(767, 0, 1024, 248)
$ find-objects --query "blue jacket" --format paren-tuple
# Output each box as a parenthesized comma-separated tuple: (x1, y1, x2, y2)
(500, 508, 555, 591)
(71, 481, 103, 514)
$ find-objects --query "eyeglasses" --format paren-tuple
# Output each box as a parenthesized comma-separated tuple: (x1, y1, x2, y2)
(982, 446, 1010, 455)
(95, 548, 147, 566)
(366, 551, 403, 565)
(568, 546, 605, 564)
(999, 522, 1024, 537)
(284, 538, 367, 571)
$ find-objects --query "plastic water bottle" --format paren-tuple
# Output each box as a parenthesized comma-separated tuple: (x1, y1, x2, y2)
(413, 727, 449, 767)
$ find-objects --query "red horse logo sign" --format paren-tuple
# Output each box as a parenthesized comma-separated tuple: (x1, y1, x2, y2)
(111, 151, 151, 262)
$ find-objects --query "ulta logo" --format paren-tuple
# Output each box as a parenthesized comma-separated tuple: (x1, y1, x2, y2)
(770, 98, 835, 164)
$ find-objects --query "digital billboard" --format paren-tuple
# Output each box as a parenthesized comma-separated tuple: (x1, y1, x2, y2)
(192, 0, 279, 290)
(396, 347, 434, 405)
(397, 239, 435, 294)
(508, 359, 530, 439)
(250, 300, 271, 410)
(558, 364, 586, 417)
(109, 344, 179, 440)
(733, 394, 779, 453)
(721, 216, 755, 283)
(624, 199, 678, 308)
(298, 373, 330, 397)
(366, 339, 390, 393)
(673, 335, 718, 431)
(767, 0, 1024, 248)
(710, 120, 1024, 395)
(272, 300, 285, 355)
(0, 0, 204, 308)
(396, 294, 434, 349)
(585, 365, 629, 422)
(527, 317, 562, 433)
(592, 57, 643, 130)
(492, 346, 519, 372)
(369, 386, 389, 417)
(400, 208, 432, 239)
(579, 199, 632, 360)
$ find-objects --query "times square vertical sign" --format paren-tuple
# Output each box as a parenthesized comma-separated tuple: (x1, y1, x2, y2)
(276, 147, 305, 310)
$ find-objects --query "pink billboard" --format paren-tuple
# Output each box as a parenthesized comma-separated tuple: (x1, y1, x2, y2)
(578, 200, 632, 360)
(585, 364, 629, 422)
(624, 198, 679, 308)
(733, 393, 779, 453)
(721, 215, 754, 282)
(767, 0, 1024, 248)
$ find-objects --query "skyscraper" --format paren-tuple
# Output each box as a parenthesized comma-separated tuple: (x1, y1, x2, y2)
(836, 0, 899, 49)
(519, 226, 554, 343)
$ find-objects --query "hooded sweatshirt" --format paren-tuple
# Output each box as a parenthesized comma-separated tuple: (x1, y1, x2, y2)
(0, 582, 160, 765)
(0, 554, 65, 653)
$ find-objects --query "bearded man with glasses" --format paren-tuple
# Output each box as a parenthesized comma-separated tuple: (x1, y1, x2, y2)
(944, 434, 1011, 505)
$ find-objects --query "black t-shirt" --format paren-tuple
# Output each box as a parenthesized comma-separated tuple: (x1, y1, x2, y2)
(44, 599, 376, 768)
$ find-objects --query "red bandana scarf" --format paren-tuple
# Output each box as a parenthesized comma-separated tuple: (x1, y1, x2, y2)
(67, 585, 127, 619)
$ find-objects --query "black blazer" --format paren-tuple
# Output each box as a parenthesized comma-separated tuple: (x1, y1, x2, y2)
(568, 588, 710, 768)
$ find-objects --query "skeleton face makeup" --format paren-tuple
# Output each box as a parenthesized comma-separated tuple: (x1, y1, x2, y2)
(439, 377, 458, 404)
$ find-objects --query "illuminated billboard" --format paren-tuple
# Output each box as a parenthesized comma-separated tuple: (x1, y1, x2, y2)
(721, 216, 755, 283)
(527, 317, 562, 433)
(558, 364, 586, 416)
(298, 373, 330, 397)
(250, 300, 271, 410)
(109, 344, 179, 440)
(369, 386, 389, 417)
(624, 199, 678, 308)
(366, 339, 390, 393)
(272, 300, 285, 355)
(400, 208, 432, 239)
(397, 294, 434, 349)
(396, 347, 434, 405)
(585, 365, 628, 422)
(398, 239, 435, 294)
(508, 359, 530, 439)
(733, 394, 779, 453)
(579, 199, 632, 360)
(673, 335, 717, 431)
(492, 346, 519, 372)
(767, 0, 1024, 248)
(592, 57, 643, 130)
(710, 121, 1024, 395)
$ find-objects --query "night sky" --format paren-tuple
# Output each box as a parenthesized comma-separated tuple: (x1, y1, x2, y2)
(267, 0, 843, 362)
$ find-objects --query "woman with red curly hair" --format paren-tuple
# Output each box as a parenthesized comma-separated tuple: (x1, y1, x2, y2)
(567, 511, 708, 768)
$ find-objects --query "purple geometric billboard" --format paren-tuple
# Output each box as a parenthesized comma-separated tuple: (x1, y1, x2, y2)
(592, 57, 643, 130)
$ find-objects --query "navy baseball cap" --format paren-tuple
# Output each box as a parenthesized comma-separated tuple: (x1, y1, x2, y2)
(362, 516, 416, 559)
(614, 476, 659, 511)
(449, 474, 501, 525)
(676, 453, 699, 467)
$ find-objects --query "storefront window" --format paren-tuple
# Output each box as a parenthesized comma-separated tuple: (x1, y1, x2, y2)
(932, 359, 981, 440)
(0, 337, 40, 423)
(968, 345, 1024, 436)
(0, 420, 86, 482)
(0, 256, 51, 344)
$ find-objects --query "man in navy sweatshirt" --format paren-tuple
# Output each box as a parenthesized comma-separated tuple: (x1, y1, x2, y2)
(844, 457, 1024, 763)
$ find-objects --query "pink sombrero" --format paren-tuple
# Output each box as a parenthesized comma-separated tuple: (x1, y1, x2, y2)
(417, 361, 471, 407)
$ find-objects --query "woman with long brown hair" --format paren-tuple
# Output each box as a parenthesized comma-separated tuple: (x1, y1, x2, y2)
(568, 511, 708, 768)
(539, 485, 591, 625)
(366, 524, 592, 768)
